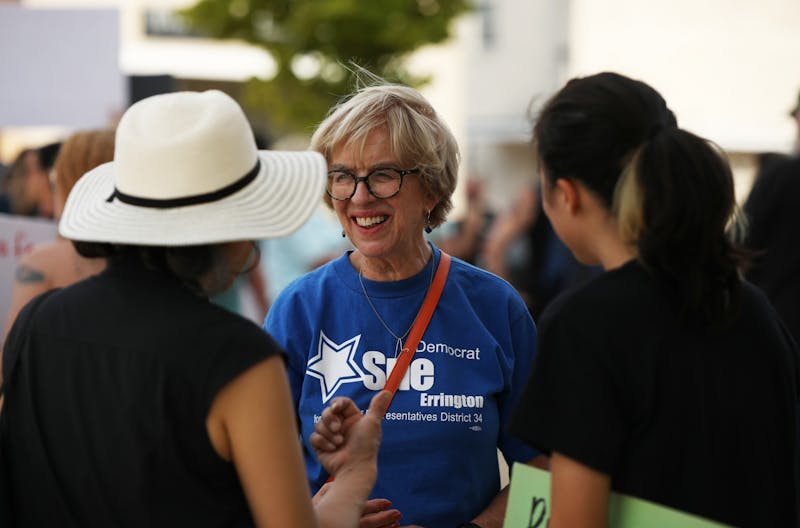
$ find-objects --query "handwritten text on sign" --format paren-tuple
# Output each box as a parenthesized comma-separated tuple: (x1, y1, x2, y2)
(503, 462, 729, 528)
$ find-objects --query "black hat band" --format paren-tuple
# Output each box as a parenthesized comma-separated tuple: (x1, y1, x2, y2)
(106, 159, 261, 208)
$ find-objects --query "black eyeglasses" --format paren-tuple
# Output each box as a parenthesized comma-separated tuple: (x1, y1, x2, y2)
(326, 167, 419, 201)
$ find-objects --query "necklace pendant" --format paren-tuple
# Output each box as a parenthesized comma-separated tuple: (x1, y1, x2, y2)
(358, 255, 435, 360)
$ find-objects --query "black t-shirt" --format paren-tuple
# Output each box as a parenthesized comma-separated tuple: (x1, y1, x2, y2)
(744, 156, 800, 343)
(2, 256, 281, 527)
(510, 260, 800, 527)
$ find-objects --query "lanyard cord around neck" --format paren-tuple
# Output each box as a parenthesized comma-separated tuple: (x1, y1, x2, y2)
(358, 254, 436, 359)
(325, 252, 450, 485)
(380, 251, 451, 410)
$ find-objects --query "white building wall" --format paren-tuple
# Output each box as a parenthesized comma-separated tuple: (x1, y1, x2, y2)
(21, 0, 276, 82)
(462, 0, 569, 210)
(569, 0, 800, 154)
(460, 0, 800, 207)
(466, 0, 568, 141)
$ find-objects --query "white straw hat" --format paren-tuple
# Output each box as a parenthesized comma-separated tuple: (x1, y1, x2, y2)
(59, 90, 326, 246)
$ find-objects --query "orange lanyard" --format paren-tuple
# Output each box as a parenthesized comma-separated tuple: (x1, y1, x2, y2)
(324, 252, 451, 484)
(381, 251, 451, 411)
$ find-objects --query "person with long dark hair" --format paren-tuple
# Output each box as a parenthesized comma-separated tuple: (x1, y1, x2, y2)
(509, 72, 800, 527)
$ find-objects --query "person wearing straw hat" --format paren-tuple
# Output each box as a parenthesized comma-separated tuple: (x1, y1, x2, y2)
(265, 80, 545, 528)
(0, 90, 389, 527)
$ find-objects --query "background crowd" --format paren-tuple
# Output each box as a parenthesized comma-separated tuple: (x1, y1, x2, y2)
(4, 93, 799, 340)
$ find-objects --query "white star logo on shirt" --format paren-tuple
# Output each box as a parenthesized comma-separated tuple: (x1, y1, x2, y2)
(306, 331, 366, 403)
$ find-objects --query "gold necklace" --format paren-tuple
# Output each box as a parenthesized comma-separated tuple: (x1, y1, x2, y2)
(358, 255, 435, 358)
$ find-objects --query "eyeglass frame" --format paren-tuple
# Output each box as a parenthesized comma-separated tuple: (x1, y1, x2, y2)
(326, 167, 420, 201)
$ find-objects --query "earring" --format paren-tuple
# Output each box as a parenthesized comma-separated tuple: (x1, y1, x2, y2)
(239, 241, 261, 275)
(424, 210, 433, 234)
(341, 230, 346, 238)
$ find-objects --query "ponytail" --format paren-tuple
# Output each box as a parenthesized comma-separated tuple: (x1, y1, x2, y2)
(620, 128, 745, 327)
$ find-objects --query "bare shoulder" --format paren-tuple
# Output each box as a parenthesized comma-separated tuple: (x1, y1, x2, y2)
(16, 240, 104, 287)
(14, 243, 58, 283)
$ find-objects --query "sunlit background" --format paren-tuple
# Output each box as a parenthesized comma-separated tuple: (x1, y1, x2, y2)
(2, 0, 800, 212)
(3, 0, 799, 486)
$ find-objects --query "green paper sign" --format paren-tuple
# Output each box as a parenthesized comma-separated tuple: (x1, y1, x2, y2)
(503, 462, 729, 527)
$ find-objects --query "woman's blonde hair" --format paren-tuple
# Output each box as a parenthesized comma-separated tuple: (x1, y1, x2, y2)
(310, 76, 459, 227)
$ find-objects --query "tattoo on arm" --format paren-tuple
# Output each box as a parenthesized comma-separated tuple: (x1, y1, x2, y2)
(15, 265, 45, 284)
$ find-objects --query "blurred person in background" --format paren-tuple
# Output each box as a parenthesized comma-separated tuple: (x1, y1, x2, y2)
(791, 89, 800, 156)
(743, 88, 800, 343)
(254, 134, 351, 311)
(3, 129, 114, 345)
(0, 162, 10, 213)
(266, 79, 543, 528)
(259, 205, 349, 306)
(510, 72, 799, 527)
(1, 90, 386, 527)
(4, 142, 61, 218)
(482, 183, 598, 320)
(432, 178, 491, 265)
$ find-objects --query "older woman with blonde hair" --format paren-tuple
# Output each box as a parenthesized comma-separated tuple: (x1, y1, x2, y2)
(266, 81, 543, 528)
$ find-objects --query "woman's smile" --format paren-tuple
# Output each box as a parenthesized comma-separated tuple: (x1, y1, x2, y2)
(354, 215, 388, 228)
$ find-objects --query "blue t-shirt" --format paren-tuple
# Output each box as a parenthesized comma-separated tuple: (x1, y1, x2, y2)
(265, 245, 538, 527)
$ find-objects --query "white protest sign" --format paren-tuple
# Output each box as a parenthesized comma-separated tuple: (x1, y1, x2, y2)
(0, 213, 58, 342)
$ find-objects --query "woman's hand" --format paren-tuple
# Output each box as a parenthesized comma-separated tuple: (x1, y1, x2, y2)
(311, 391, 400, 528)
(313, 483, 404, 528)
(310, 390, 390, 477)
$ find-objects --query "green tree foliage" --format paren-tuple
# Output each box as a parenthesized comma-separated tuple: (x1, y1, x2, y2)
(181, 0, 471, 135)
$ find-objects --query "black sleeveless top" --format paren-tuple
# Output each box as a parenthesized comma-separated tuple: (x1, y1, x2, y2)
(2, 256, 280, 527)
